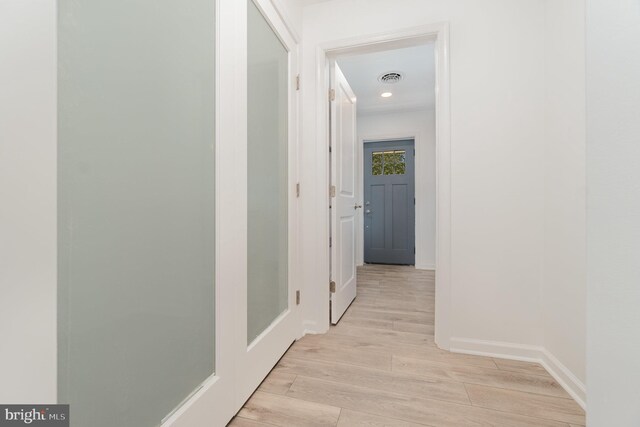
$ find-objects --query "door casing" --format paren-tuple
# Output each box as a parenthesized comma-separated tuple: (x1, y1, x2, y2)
(316, 23, 452, 350)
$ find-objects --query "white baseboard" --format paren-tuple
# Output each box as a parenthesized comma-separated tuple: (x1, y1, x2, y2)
(415, 264, 436, 271)
(301, 318, 330, 337)
(538, 348, 586, 410)
(449, 337, 586, 410)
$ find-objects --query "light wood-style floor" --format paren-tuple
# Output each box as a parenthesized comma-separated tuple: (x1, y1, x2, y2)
(230, 264, 585, 427)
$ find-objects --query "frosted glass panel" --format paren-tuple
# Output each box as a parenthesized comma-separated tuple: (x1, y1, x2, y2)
(58, 1, 215, 426)
(247, 0, 289, 344)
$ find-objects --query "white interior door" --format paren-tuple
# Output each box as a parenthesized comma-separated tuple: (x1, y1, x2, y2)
(58, 0, 237, 426)
(236, 0, 300, 407)
(330, 62, 359, 324)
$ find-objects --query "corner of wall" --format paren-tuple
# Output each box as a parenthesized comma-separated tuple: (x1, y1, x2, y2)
(450, 338, 586, 409)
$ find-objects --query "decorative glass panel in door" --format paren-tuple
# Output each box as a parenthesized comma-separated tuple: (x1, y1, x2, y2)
(58, 1, 215, 426)
(247, 0, 289, 344)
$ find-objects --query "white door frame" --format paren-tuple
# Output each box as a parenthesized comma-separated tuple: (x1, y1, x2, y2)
(316, 23, 452, 350)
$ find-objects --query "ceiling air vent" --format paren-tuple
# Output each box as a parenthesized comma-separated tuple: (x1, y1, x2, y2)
(378, 72, 403, 84)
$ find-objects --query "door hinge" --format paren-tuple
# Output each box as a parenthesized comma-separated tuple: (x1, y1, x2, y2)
(296, 75, 300, 91)
(329, 88, 336, 101)
(296, 290, 301, 305)
(330, 281, 336, 293)
(329, 146, 332, 153)
(296, 182, 300, 198)
(329, 236, 332, 247)
(330, 185, 336, 198)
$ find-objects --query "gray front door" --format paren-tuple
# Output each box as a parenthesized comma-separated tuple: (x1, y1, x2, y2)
(364, 139, 415, 265)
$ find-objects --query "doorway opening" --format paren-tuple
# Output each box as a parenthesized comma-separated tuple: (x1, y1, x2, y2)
(320, 24, 452, 349)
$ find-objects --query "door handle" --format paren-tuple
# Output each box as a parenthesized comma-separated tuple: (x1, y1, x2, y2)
(354, 204, 363, 210)
(365, 209, 371, 214)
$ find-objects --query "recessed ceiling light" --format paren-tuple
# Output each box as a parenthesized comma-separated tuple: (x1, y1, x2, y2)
(381, 92, 393, 98)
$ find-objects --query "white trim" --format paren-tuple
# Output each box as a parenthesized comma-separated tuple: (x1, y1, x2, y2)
(269, 0, 301, 43)
(450, 337, 586, 410)
(312, 23, 452, 349)
(252, 0, 298, 51)
(450, 337, 542, 359)
(539, 349, 586, 411)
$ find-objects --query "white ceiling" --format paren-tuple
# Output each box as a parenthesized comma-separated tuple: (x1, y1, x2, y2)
(336, 43, 436, 115)
(297, 0, 333, 5)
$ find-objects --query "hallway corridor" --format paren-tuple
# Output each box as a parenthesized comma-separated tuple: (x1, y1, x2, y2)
(230, 265, 585, 426)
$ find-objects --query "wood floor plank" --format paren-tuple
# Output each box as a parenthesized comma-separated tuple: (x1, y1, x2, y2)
(340, 314, 395, 331)
(337, 409, 429, 427)
(347, 307, 433, 325)
(228, 417, 275, 427)
(465, 383, 585, 424)
(393, 356, 569, 398)
(286, 376, 570, 427)
(275, 355, 470, 405)
(238, 391, 341, 427)
(329, 323, 434, 346)
(393, 321, 434, 335)
(296, 332, 498, 369)
(257, 371, 296, 395)
(288, 339, 392, 371)
(353, 299, 434, 314)
(492, 358, 551, 377)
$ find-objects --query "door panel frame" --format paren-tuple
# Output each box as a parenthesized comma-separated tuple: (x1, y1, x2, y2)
(162, 0, 239, 425)
(316, 23, 452, 349)
(236, 0, 302, 409)
(164, 0, 301, 425)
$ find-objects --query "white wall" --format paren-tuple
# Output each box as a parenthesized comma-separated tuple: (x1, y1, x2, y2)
(357, 109, 436, 270)
(274, 0, 303, 39)
(0, 0, 57, 403)
(0, 0, 593, 414)
(300, 0, 547, 346)
(300, 1, 588, 407)
(586, 0, 640, 424)
(541, 0, 587, 405)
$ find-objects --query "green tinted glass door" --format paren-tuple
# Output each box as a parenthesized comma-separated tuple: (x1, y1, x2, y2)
(58, 2, 216, 426)
(246, 0, 289, 344)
